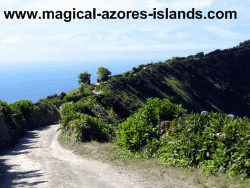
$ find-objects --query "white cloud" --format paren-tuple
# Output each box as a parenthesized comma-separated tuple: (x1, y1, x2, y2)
(173, 0, 214, 8)
(43, 34, 69, 40)
(104, 32, 119, 41)
(82, 42, 217, 51)
(0, 0, 247, 62)
(0, 0, 20, 9)
(175, 32, 187, 39)
(1, 47, 27, 54)
(228, 6, 250, 20)
(2, 35, 24, 44)
(0, 14, 5, 21)
(147, 0, 163, 8)
(156, 32, 171, 40)
(2, 34, 36, 44)
(72, 33, 92, 41)
(145, 42, 216, 50)
(203, 26, 243, 38)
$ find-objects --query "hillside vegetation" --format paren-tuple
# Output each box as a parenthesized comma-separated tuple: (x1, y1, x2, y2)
(105, 41, 250, 118)
(57, 40, 250, 184)
(1, 40, 250, 186)
(0, 100, 61, 154)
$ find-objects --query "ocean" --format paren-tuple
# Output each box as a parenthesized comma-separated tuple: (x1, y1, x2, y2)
(0, 58, 169, 104)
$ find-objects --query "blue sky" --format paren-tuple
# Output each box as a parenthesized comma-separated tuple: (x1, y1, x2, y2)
(0, 0, 249, 63)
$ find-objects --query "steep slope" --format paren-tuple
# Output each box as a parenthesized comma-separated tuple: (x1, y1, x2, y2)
(105, 40, 250, 118)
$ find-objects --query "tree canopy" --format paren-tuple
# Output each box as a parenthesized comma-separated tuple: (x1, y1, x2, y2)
(97, 67, 112, 82)
(78, 71, 91, 84)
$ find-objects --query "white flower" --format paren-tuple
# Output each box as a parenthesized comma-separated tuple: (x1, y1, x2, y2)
(221, 133, 227, 139)
(201, 111, 208, 115)
(216, 133, 221, 137)
(228, 114, 236, 119)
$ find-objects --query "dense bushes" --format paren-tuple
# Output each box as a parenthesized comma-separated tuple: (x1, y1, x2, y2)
(115, 98, 187, 154)
(93, 91, 139, 119)
(46, 94, 58, 100)
(59, 109, 114, 142)
(0, 100, 12, 125)
(39, 97, 64, 108)
(39, 85, 94, 107)
(60, 102, 95, 118)
(63, 93, 89, 103)
(0, 100, 61, 154)
(115, 97, 250, 178)
(159, 112, 250, 178)
(58, 92, 66, 100)
(65, 113, 113, 142)
(0, 100, 13, 153)
(9, 100, 39, 131)
(79, 83, 94, 93)
(59, 95, 120, 142)
(63, 84, 94, 103)
(95, 82, 109, 92)
(46, 92, 66, 100)
(33, 101, 61, 126)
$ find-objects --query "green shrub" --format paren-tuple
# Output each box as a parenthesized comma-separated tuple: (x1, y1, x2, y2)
(59, 92, 66, 100)
(159, 112, 250, 178)
(70, 113, 113, 142)
(115, 98, 187, 153)
(59, 111, 80, 130)
(48, 98, 64, 107)
(59, 113, 114, 142)
(0, 100, 12, 124)
(9, 100, 39, 131)
(63, 93, 87, 103)
(38, 97, 64, 108)
(79, 83, 94, 93)
(95, 82, 108, 92)
(33, 101, 61, 127)
(78, 96, 98, 109)
(60, 101, 95, 118)
(46, 94, 58, 99)
(124, 72, 129, 77)
(106, 107, 120, 126)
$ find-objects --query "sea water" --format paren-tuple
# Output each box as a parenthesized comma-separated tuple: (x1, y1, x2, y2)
(0, 58, 168, 104)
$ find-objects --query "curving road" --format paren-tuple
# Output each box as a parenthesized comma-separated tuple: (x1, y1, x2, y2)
(0, 124, 145, 188)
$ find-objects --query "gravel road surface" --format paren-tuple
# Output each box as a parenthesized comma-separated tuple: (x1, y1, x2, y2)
(0, 124, 147, 188)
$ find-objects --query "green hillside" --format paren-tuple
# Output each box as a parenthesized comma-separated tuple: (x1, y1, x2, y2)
(1, 40, 250, 186)
(103, 40, 250, 118)
(37, 40, 250, 121)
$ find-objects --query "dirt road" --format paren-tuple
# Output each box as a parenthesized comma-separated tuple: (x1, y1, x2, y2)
(0, 124, 146, 188)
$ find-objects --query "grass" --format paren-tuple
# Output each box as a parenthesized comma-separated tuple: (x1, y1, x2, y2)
(66, 83, 96, 95)
(66, 87, 80, 95)
(57, 131, 250, 188)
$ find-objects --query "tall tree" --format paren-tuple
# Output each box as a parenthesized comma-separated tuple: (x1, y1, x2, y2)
(97, 67, 112, 82)
(78, 71, 91, 84)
